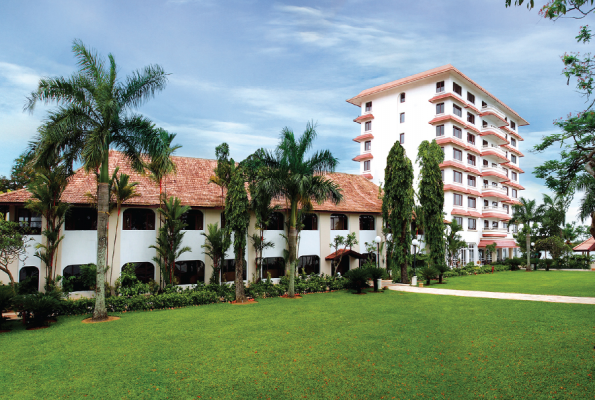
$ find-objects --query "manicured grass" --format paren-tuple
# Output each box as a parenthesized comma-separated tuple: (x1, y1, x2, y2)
(1, 291, 594, 399)
(441, 270, 595, 297)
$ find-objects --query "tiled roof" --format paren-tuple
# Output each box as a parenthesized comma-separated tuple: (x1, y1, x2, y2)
(0, 151, 383, 214)
(353, 133, 374, 142)
(478, 239, 518, 248)
(325, 248, 365, 260)
(346, 64, 529, 126)
(573, 237, 595, 252)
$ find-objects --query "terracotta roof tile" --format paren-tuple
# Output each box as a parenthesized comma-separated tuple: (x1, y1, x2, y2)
(0, 151, 383, 214)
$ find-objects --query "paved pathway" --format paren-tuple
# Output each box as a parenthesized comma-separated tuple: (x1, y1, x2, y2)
(385, 283, 595, 305)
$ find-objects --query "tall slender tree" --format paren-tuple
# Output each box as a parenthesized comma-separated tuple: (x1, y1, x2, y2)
(145, 129, 180, 199)
(25, 160, 71, 290)
(26, 39, 169, 321)
(225, 164, 251, 302)
(201, 223, 230, 284)
(256, 122, 343, 297)
(382, 142, 414, 283)
(417, 140, 447, 283)
(150, 196, 191, 285)
(109, 170, 140, 284)
(510, 197, 541, 271)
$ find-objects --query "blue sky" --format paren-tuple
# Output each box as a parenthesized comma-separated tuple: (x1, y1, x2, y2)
(0, 0, 591, 218)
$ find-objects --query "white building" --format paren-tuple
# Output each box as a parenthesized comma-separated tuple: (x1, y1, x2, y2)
(347, 64, 527, 264)
(0, 151, 384, 291)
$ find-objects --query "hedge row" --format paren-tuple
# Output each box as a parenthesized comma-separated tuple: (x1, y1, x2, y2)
(57, 274, 347, 316)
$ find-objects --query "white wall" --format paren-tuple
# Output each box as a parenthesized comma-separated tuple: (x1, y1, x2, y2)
(61, 230, 98, 269)
(298, 230, 320, 257)
(120, 230, 157, 267)
(359, 230, 377, 253)
(178, 230, 206, 263)
(262, 230, 286, 258)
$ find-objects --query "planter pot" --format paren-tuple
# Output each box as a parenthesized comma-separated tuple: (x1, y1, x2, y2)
(376, 278, 382, 289)
(419, 282, 424, 288)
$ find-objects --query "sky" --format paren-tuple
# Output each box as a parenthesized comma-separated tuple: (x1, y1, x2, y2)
(0, 0, 592, 221)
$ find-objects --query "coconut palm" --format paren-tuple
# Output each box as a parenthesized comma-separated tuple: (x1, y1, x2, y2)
(256, 122, 343, 297)
(25, 39, 169, 321)
(109, 170, 140, 284)
(510, 197, 540, 271)
(573, 173, 595, 238)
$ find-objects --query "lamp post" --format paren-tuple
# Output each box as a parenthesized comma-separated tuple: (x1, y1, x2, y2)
(374, 236, 381, 269)
(411, 238, 420, 286)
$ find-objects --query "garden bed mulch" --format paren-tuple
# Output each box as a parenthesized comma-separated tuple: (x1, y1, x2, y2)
(0, 329, 12, 334)
(82, 316, 121, 324)
(230, 299, 258, 305)
(280, 294, 302, 299)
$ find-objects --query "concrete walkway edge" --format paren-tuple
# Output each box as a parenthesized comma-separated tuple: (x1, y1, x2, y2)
(386, 284, 595, 305)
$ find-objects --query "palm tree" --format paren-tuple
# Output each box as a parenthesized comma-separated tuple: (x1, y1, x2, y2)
(109, 170, 140, 284)
(145, 129, 181, 200)
(573, 173, 595, 238)
(537, 193, 570, 237)
(249, 233, 275, 280)
(256, 122, 343, 297)
(150, 196, 191, 285)
(26, 39, 169, 321)
(201, 223, 230, 284)
(510, 197, 540, 271)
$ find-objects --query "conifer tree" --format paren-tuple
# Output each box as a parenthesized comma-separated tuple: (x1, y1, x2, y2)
(382, 142, 414, 283)
(417, 140, 447, 283)
(225, 164, 250, 302)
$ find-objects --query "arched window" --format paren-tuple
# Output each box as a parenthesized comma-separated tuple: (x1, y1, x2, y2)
(17, 208, 41, 235)
(359, 215, 375, 230)
(19, 266, 39, 292)
(221, 259, 247, 282)
(181, 210, 204, 230)
(123, 209, 155, 230)
(298, 255, 320, 274)
(174, 260, 205, 284)
(121, 262, 155, 283)
(63, 265, 95, 291)
(359, 253, 377, 267)
(267, 212, 284, 230)
(66, 208, 97, 230)
(330, 214, 348, 230)
(301, 214, 318, 230)
(262, 257, 285, 278)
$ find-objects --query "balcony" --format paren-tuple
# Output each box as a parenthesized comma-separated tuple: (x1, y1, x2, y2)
(481, 166, 509, 181)
(482, 205, 510, 214)
(481, 226, 509, 237)
(480, 125, 509, 145)
(482, 184, 507, 193)
(480, 105, 509, 127)
(353, 133, 374, 143)
(353, 153, 373, 162)
(481, 143, 506, 156)
(353, 114, 374, 123)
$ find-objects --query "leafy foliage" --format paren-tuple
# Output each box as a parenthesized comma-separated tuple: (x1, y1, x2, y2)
(150, 196, 191, 286)
(224, 163, 251, 302)
(382, 142, 414, 283)
(201, 223, 230, 285)
(344, 267, 371, 294)
(25, 39, 172, 321)
(13, 292, 61, 328)
(417, 140, 447, 282)
(0, 215, 31, 287)
(510, 197, 541, 271)
(445, 219, 467, 268)
(255, 122, 343, 297)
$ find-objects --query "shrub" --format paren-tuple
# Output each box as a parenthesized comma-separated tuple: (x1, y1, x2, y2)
(13, 292, 61, 328)
(367, 267, 385, 291)
(0, 285, 15, 329)
(419, 265, 438, 284)
(115, 263, 150, 296)
(344, 268, 371, 294)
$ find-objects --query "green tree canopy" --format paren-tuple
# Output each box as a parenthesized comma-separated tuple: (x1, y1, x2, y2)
(382, 142, 414, 283)
(417, 140, 447, 282)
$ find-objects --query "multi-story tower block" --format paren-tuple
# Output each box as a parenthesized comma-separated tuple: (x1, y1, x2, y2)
(347, 64, 528, 263)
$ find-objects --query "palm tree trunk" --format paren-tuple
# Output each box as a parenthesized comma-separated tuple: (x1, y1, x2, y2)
(109, 206, 121, 285)
(287, 201, 298, 298)
(526, 233, 532, 272)
(93, 154, 109, 321)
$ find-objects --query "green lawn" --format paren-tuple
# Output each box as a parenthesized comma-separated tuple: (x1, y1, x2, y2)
(1, 290, 594, 399)
(441, 270, 595, 297)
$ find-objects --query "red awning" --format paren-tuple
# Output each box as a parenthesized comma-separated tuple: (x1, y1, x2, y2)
(478, 239, 519, 248)
(325, 248, 365, 260)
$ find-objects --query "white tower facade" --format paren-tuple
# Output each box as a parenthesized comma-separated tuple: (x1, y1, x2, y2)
(347, 64, 528, 263)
